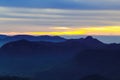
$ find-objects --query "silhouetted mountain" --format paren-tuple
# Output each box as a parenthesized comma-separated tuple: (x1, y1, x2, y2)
(1, 36, 120, 55)
(8, 35, 66, 42)
(0, 36, 120, 80)
(0, 36, 107, 55)
(0, 39, 57, 55)
(0, 35, 66, 47)
(64, 36, 105, 49)
(0, 35, 8, 39)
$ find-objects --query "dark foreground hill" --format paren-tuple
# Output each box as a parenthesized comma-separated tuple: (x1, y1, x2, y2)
(0, 76, 30, 80)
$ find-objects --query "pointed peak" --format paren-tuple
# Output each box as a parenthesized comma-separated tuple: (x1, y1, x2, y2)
(83, 36, 104, 44)
(85, 36, 94, 40)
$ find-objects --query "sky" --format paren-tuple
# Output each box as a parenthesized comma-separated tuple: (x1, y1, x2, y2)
(0, 0, 120, 36)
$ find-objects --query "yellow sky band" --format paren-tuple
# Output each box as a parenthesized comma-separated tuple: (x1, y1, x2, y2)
(0, 26, 119, 36)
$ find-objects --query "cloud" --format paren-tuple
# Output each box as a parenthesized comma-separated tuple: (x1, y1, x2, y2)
(0, 7, 120, 27)
(0, 6, 119, 36)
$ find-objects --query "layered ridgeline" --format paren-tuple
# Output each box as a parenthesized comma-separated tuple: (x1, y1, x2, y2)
(0, 35, 66, 47)
(0, 36, 120, 80)
(0, 36, 105, 55)
(1, 36, 120, 55)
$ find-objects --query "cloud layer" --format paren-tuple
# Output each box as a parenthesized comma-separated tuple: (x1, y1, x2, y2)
(0, 7, 120, 32)
(0, 0, 119, 36)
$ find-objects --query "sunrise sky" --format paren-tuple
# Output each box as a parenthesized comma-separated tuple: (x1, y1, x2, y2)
(0, 0, 120, 36)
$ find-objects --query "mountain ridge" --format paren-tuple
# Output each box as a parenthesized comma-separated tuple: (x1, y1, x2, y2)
(0, 36, 120, 80)
(1, 36, 120, 55)
(0, 35, 66, 47)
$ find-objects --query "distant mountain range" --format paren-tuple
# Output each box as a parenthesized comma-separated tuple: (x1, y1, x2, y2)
(0, 35, 66, 47)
